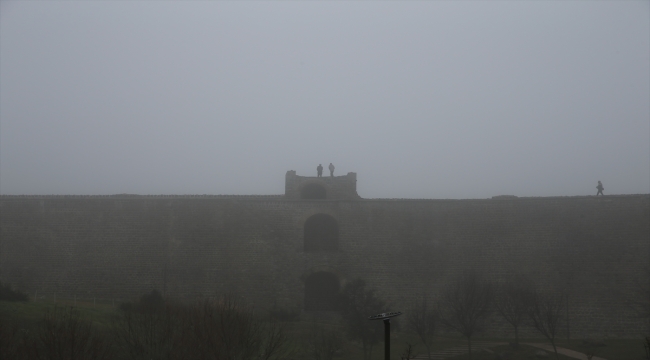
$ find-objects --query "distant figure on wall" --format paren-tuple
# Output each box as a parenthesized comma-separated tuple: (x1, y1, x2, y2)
(596, 181, 604, 196)
(317, 164, 323, 177)
(329, 163, 335, 177)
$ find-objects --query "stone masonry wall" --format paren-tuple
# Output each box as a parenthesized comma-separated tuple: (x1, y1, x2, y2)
(0, 194, 648, 337)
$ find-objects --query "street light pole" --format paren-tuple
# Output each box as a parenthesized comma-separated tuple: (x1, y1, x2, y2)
(384, 318, 390, 360)
(369, 312, 402, 360)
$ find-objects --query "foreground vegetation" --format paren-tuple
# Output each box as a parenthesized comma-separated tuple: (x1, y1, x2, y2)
(2, 278, 648, 360)
(1, 301, 648, 360)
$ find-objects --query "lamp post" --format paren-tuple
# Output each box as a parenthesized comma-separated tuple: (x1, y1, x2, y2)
(369, 311, 402, 360)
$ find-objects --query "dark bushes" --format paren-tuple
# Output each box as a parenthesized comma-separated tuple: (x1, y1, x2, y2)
(113, 295, 292, 360)
(3, 290, 292, 360)
(268, 304, 300, 322)
(0, 282, 28, 302)
(30, 306, 112, 360)
(2, 307, 108, 360)
(0, 319, 27, 360)
(113, 301, 182, 360)
(118, 289, 164, 313)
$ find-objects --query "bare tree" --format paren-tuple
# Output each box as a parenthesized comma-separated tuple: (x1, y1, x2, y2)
(400, 343, 416, 360)
(31, 306, 112, 360)
(182, 297, 292, 360)
(113, 295, 292, 360)
(260, 321, 293, 360)
(439, 271, 493, 360)
(185, 297, 262, 360)
(407, 294, 437, 359)
(305, 321, 343, 360)
(494, 276, 534, 346)
(527, 291, 565, 360)
(112, 302, 183, 360)
(339, 279, 387, 360)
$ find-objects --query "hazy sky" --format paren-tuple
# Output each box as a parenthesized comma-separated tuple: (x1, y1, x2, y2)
(1, 1, 648, 199)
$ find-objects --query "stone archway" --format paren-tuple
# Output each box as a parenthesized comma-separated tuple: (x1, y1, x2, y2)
(304, 272, 340, 311)
(301, 183, 327, 199)
(304, 214, 338, 252)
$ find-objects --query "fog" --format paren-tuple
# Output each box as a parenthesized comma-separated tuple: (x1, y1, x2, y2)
(1, 1, 648, 198)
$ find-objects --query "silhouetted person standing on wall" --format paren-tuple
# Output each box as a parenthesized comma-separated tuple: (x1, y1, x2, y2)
(317, 164, 323, 177)
(329, 163, 335, 177)
(596, 181, 604, 196)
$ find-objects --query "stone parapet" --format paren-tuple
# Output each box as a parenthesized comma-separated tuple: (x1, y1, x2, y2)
(284, 170, 359, 200)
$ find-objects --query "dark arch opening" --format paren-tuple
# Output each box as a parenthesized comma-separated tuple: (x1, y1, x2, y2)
(304, 214, 338, 252)
(301, 183, 326, 200)
(305, 272, 340, 311)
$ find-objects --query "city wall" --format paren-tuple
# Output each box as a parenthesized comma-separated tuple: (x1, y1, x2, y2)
(1, 172, 648, 337)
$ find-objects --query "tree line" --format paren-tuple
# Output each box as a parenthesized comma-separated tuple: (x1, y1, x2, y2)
(0, 290, 292, 360)
(2, 275, 649, 360)
(405, 271, 571, 360)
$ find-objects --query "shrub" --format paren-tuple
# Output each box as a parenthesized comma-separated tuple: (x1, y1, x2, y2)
(268, 304, 300, 322)
(29, 306, 111, 360)
(113, 295, 292, 360)
(119, 289, 165, 313)
(0, 318, 28, 360)
(113, 301, 182, 360)
(0, 282, 28, 302)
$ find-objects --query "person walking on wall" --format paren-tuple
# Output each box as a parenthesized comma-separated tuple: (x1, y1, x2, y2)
(317, 164, 323, 177)
(596, 181, 604, 196)
(328, 163, 335, 177)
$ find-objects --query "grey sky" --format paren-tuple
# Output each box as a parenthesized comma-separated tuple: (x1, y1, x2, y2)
(1, 1, 648, 198)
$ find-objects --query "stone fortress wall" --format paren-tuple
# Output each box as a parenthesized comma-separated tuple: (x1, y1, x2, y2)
(1, 171, 648, 337)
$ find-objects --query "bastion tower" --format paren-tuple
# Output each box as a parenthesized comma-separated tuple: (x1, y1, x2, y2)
(284, 170, 360, 200)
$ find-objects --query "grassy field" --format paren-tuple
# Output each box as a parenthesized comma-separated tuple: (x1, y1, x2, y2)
(2, 300, 648, 360)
